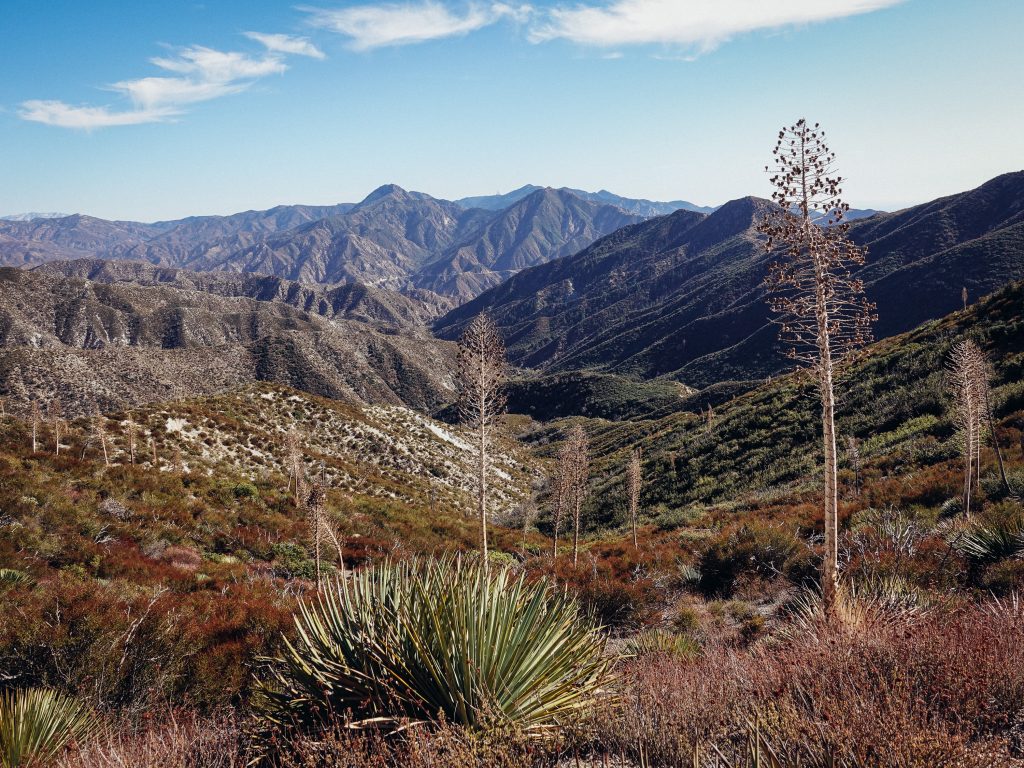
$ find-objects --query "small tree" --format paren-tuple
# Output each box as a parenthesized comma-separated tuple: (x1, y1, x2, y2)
(626, 447, 643, 549)
(457, 313, 507, 562)
(758, 119, 875, 617)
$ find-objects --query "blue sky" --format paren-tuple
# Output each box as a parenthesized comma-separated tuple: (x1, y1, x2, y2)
(1, 0, 1022, 221)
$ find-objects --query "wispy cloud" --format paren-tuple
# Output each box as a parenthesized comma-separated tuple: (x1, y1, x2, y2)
(305, 2, 530, 50)
(18, 101, 180, 129)
(244, 31, 326, 59)
(529, 0, 904, 50)
(20, 36, 319, 130)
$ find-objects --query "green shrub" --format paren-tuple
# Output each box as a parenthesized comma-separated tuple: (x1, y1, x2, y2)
(270, 542, 317, 580)
(624, 629, 700, 660)
(232, 482, 258, 499)
(698, 523, 810, 597)
(256, 556, 611, 737)
(0, 688, 97, 768)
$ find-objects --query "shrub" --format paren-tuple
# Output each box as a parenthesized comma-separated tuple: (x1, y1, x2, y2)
(232, 483, 258, 499)
(699, 522, 810, 597)
(0, 688, 98, 768)
(256, 556, 611, 738)
(624, 629, 700, 660)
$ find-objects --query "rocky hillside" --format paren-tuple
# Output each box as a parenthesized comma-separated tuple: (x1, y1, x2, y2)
(436, 172, 1024, 386)
(120, 383, 530, 516)
(412, 187, 643, 298)
(0, 265, 457, 416)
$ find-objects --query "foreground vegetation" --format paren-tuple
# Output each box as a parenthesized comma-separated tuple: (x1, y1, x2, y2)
(1, 282, 1023, 765)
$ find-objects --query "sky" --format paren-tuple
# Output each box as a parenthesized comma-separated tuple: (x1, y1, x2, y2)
(1, 0, 1022, 221)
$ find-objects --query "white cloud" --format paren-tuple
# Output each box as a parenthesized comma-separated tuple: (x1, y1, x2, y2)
(530, 0, 904, 50)
(245, 31, 326, 59)
(18, 100, 179, 129)
(20, 35, 318, 130)
(149, 46, 287, 81)
(306, 2, 530, 50)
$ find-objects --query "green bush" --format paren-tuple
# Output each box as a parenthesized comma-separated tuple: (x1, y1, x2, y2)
(624, 629, 700, 660)
(270, 542, 317, 580)
(256, 556, 611, 737)
(232, 482, 258, 499)
(698, 522, 810, 597)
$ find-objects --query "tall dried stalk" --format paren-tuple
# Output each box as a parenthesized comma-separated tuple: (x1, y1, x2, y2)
(626, 447, 642, 549)
(758, 119, 876, 617)
(48, 400, 65, 457)
(559, 426, 590, 567)
(283, 428, 304, 504)
(125, 414, 137, 465)
(456, 313, 507, 563)
(948, 340, 984, 517)
(92, 404, 110, 466)
(304, 473, 345, 586)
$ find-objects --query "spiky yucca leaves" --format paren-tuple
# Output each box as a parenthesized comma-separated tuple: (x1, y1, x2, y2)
(0, 688, 97, 768)
(257, 557, 611, 737)
(951, 516, 1024, 563)
(0, 570, 33, 590)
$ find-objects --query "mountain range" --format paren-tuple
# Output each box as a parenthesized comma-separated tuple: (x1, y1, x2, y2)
(435, 171, 1024, 387)
(0, 185, 706, 303)
(1, 171, 1020, 420)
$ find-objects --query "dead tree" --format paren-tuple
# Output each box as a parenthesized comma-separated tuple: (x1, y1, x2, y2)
(758, 119, 876, 617)
(626, 447, 643, 549)
(948, 340, 984, 516)
(456, 313, 507, 563)
(150, 437, 159, 468)
(48, 400, 65, 457)
(962, 286, 969, 312)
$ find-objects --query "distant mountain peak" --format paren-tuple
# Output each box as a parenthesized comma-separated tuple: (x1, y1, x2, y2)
(360, 183, 410, 205)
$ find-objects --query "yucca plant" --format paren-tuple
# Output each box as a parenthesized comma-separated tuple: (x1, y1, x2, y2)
(951, 517, 1024, 562)
(0, 570, 33, 590)
(0, 688, 97, 768)
(256, 556, 611, 736)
